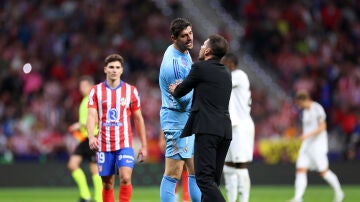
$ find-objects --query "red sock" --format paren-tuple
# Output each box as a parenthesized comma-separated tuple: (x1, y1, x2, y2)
(119, 184, 132, 202)
(182, 170, 190, 201)
(102, 189, 115, 202)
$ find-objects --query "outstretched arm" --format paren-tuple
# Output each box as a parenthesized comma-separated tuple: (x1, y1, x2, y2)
(87, 108, 99, 151)
(133, 109, 148, 162)
(301, 119, 326, 140)
(170, 64, 200, 98)
(158, 129, 166, 152)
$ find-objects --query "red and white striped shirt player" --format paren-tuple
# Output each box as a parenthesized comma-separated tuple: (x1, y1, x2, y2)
(88, 81, 140, 152)
(86, 54, 147, 202)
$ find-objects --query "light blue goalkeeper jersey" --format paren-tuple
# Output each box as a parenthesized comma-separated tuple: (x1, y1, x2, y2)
(159, 44, 193, 130)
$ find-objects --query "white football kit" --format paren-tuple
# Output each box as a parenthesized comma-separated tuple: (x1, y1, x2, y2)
(290, 101, 344, 202)
(225, 69, 255, 163)
(223, 68, 254, 202)
(296, 101, 329, 171)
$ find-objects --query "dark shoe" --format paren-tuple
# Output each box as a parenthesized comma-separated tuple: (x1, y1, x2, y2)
(79, 198, 91, 202)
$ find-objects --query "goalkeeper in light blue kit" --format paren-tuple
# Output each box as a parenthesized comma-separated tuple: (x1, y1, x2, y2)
(159, 18, 201, 202)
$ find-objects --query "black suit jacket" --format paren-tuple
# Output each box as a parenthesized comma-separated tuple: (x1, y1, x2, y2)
(173, 59, 232, 139)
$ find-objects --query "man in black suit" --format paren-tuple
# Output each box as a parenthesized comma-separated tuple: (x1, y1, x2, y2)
(169, 34, 232, 202)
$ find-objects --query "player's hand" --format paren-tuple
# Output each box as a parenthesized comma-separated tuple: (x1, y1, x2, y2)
(158, 138, 166, 151)
(137, 146, 148, 163)
(300, 133, 311, 141)
(158, 130, 166, 151)
(89, 136, 99, 151)
(169, 80, 181, 94)
(169, 83, 177, 94)
(68, 122, 80, 132)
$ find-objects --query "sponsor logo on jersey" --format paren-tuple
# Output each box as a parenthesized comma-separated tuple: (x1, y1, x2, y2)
(104, 108, 122, 127)
(118, 154, 134, 161)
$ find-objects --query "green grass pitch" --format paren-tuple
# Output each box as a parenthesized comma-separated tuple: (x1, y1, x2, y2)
(0, 185, 358, 202)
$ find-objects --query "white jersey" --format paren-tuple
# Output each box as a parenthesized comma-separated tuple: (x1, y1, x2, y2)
(229, 69, 252, 125)
(300, 101, 328, 154)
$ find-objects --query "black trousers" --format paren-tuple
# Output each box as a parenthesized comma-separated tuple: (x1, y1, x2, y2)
(194, 133, 231, 202)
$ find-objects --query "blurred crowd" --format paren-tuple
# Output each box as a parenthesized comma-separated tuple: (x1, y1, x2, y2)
(0, 0, 167, 163)
(220, 0, 360, 160)
(0, 0, 359, 164)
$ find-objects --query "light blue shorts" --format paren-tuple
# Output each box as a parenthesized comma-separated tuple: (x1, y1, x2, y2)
(96, 148, 134, 176)
(164, 130, 194, 159)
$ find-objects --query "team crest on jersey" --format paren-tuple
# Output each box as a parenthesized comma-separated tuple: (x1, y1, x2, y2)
(120, 97, 128, 106)
(181, 56, 188, 67)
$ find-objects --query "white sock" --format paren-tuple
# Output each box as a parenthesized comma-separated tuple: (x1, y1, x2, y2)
(223, 165, 238, 202)
(175, 192, 179, 202)
(238, 168, 250, 202)
(323, 170, 343, 195)
(294, 172, 307, 200)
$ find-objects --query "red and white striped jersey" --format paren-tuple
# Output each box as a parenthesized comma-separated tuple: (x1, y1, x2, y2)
(88, 81, 141, 152)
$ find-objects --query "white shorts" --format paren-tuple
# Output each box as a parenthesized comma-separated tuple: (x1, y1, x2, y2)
(296, 148, 329, 171)
(225, 119, 255, 163)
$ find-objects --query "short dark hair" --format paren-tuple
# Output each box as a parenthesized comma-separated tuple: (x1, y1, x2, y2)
(223, 52, 238, 66)
(208, 34, 229, 60)
(294, 90, 310, 101)
(170, 18, 192, 38)
(104, 54, 124, 66)
(79, 75, 94, 85)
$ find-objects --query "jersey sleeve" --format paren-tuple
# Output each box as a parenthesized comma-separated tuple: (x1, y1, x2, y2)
(162, 58, 184, 85)
(130, 86, 141, 112)
(316, 103, 326, 122)
(233, 70, 250, 89)
(232, 72, 241, 88)
(88, 86, 98, 109)
(161, 58, 192, 110)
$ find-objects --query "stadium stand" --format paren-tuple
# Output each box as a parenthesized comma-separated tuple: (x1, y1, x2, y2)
(0, 0, 359, 165)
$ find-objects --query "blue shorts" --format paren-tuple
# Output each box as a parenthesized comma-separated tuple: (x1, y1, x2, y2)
(96, 148, 134, 176)
(164, 130, 194, 159)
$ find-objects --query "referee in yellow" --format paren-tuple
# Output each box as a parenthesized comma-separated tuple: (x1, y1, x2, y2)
(67, 76, 102, 202)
